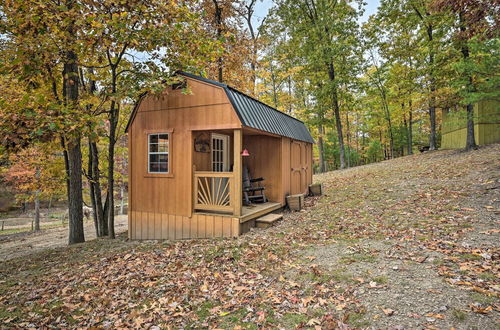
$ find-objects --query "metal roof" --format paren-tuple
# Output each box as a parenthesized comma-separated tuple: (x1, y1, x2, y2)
(178, 71, 314, 144)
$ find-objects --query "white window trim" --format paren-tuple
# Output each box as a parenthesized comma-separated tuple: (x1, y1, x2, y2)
(148, 132, 170, 174)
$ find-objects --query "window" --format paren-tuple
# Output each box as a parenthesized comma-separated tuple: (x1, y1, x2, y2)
(148, 133, 169, 173)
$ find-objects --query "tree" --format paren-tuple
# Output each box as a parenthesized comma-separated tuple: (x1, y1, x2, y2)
(3, 145, 66, 231)
(1, 0, 88, 244)
(273, 0, 364, 169)
(432, 0, 499, 150)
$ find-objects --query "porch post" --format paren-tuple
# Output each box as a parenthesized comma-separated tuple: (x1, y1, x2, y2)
(233, 129, 242, 216)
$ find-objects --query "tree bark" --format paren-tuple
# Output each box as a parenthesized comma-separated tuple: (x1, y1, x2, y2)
(213, 0, 223, 83)
(328, 63, 345, 169)
(108, 101, 117, 239)
(90, 141, 106, 236)
(317, 124, 326, 173)
(62, 0, 84, 245)
(67, 137, 85, 244)
(88, 140, 99, 236)
(465, 103, 477, 150)
(428, 30, 437, 151)
(408, 100, 413, 155)
(345, 110, 351, 168)
(34, 193, 40, 231)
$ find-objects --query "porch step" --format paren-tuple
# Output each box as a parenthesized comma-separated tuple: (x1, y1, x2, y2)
(256, 213, 283, 228)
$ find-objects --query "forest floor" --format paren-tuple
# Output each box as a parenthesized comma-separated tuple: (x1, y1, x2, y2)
(0, 144, 498, 329)
(0, 216, 128, 262)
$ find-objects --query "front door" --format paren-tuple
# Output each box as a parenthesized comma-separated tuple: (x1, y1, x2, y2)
(211, 134, 231, 205)
(211, 133, 230, 172)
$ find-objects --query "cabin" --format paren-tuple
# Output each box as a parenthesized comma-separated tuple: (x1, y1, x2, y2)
(125, 72, 314, 240)
(441, 100, 500, 149)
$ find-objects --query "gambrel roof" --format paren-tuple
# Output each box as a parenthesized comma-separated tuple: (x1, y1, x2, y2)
(126, 71, 314, 144)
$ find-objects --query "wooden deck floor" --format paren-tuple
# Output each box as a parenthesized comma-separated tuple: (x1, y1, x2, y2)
(240, 202, 282, 223)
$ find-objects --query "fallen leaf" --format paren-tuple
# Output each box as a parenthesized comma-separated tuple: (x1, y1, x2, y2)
(383, 308, 394, 316)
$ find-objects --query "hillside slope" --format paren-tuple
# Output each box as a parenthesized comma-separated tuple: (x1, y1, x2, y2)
(0, 144, 498, 328)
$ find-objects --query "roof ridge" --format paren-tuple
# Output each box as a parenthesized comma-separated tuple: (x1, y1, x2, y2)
(226, 86, 306, 124)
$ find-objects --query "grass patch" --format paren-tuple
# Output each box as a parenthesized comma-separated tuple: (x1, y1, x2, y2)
(459, 253, 482, 261)
(279, 313, 308, 327)
(470, 292, 496, 305)
(451, 308, 467, 322)
(0, 222, 64, 236)
(219, 308, 258, 329)
(478, 272, 496, 281)
(346, 310, 370, 328)
(195, 301, 217, 321)
(372, 275, 388, 285)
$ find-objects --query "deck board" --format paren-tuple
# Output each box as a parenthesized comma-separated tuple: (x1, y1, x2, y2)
(240, 202, 281, 223)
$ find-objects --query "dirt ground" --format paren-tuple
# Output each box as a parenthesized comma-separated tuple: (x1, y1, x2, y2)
(0, 215, 128, 262)
(0, 145, 498, 329)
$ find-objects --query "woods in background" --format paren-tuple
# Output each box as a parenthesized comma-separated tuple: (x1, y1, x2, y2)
(0, 0, 498, 243)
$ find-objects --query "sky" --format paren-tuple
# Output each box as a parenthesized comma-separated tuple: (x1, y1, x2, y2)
(253, 0, 381, 27)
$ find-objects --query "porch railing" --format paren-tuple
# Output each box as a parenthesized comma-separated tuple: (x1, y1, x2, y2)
(194, 171, 234, 213)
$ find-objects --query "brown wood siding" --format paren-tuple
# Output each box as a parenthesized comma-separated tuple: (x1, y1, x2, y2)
(128, 77, 241, 221)
(129, 212, 240, 239)
(281, 137, 292, 202)
(243, 134, 283, 204)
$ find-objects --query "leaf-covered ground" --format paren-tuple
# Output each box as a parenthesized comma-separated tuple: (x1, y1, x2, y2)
(0, 145, 498, 329)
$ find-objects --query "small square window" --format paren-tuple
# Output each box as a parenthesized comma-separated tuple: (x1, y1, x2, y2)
(148, 133, 169, 173)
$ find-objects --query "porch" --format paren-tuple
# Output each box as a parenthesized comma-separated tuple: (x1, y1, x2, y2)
(192, 128, 283, 224)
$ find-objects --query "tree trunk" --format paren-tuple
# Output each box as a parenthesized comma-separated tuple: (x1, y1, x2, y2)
(120, 183, 125, 215)
(459, 13, 478, 151)
(345, 110, 351, 168)
(328, 63, 345, 169)
(108, 100, 117, 239)
(103, 191, 110, 235)
(317, 124, 326, 173)
(64, 45, 85, 244)
(88, 140, 99, 236)
(427, 25, 437, 150)
(465, 103, 477, 150)
(91, 142, 106, 235)
(408, 100, 413, 155)
(34, 192, 40, 231)
(60, 137, 70, 199)
(213, 0, 223, 83)
(67, 138, 85, 244)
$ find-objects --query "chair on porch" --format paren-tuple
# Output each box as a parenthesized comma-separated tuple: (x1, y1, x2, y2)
(242, 166, 267, 205)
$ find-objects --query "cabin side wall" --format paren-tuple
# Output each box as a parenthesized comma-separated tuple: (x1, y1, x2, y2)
(128, 78, 241, 239)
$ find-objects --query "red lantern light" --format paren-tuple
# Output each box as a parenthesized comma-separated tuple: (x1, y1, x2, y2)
(241, 149, 250, 156)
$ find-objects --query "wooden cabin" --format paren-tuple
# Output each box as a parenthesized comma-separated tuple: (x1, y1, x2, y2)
(125, 72, 314, 240)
